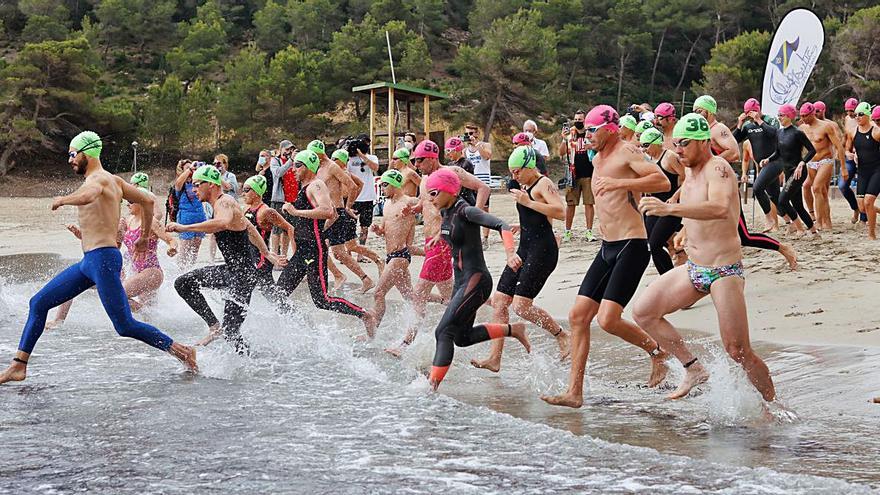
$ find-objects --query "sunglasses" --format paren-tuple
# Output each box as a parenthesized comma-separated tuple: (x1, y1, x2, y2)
(379, 182, 391, 188)
(428, 189, 441, 197)
(856, 112, 869, 117)
(213, 161, 223, 166)
(294, 161, 307, 168)
(586, 123, 609, 134)
(242, 186, 253, 193)
(192, 181, 204, 187)
(414, 157, 426, 164)
(68, 151, 79, 159)
(465, 131, 476, 135)
(671, 139, 692, 149)
(640, 143, 653, 149)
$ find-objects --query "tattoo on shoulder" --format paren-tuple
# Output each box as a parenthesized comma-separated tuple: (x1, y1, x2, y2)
(714, 165, 730, 179)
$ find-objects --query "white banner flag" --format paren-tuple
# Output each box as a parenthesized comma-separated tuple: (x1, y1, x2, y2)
(761, 9, 824, 117)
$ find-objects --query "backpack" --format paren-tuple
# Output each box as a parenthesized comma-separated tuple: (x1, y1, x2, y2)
(165, 185, 180, 224)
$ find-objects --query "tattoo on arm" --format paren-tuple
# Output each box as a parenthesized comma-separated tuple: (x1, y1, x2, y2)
(715, 165, 730, 179)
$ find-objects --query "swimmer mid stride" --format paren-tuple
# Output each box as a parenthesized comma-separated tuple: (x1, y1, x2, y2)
(0, 131, 197, 385)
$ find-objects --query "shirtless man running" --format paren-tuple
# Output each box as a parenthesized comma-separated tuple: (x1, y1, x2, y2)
(311, 141, 384, 293)
(0, 131, 197, 385)
(542, 105, 672, 409)
(386, 139, 490, 354)
(390, 148, 422, 197)
(370, 170, 419, 331)
(634, 113, 776, 402)
(799, 102, 846, 230)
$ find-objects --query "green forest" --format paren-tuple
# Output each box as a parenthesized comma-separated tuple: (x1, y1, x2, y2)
(1, 0, 880, 174)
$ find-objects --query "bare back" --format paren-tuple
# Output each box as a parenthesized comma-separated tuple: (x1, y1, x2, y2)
(400, 167, 421, 197)
(318, 159, 346, 207)
(592, 142, 649, 240)
(679, 157, 742, 266)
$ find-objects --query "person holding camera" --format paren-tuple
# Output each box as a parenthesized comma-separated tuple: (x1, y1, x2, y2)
(269, 140, 297, 260)
(463, 124, 493, 247)
(173, 158, 207, 269)
(254, 150, 274, 204)
(558, 110, 596, 242)
(346, 135, 380, 248)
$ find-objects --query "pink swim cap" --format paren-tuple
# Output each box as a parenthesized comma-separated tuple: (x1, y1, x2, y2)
(512, 132, 531, 145)
(872, 106, 880, 120)
(655, 102, 676, 118)
(778, 104, 797, 119)
(799, 102, 815, 116)
(412, 139, 439, 159)
(845, 98, 858, 111)
(425, 168, 460, 195)
(813, 101, 826, 114)
(444, 137, 464, 152)
(584, 105, 620, 132)
(743, 98, 760, 113)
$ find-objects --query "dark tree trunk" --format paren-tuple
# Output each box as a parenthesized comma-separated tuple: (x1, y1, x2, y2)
(649, 27, 667, 101)
(674, 33, 702, 95)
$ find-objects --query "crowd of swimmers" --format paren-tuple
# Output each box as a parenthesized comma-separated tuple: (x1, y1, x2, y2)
(2, 93, 879, 406)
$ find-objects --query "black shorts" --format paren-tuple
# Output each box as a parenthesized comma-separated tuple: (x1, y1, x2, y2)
(578, 238, 649, 307)
(386, 247, 411, 264)
(353, 201, 374, 227)
(857, 166, 880, 197)
(325, 209, 357, 246)
(496, 241, 558, 299)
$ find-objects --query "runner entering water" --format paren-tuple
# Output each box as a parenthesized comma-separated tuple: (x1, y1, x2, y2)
(640, 128, 685, 275)
(423, 168, 530, 390)
(0, 131, 197, 385)
(471, 146, 569, 372)
(241, 175, 294, 303)
(542, 105, 672, 409)
(636, 113, 776, 402)
(168, 165, 286, 353)
(276, 150, 378, 339)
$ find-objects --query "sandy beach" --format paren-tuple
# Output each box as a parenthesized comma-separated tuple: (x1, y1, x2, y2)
(1, 178, 878, 350)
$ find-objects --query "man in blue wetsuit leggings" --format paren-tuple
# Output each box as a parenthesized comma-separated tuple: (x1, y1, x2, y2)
(0, 131, 198, 385)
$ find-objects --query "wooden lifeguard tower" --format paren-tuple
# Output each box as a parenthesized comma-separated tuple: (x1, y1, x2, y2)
(352, 82, 449, 164)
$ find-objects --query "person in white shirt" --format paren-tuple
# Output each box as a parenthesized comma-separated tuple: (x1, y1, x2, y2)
(463, 124, 494, 247)
(524, 119, 550, 175)
(346, 135, 380, 247)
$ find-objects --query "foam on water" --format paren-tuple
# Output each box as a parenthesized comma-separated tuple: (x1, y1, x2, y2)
(1, 254, 879, 493)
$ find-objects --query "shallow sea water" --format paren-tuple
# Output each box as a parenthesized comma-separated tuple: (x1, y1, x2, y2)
(0, 253, 878, 494)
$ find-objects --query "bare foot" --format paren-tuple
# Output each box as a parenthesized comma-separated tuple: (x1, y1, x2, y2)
(360, 276, 375, 294)
(45, 319, 64, 330)
(540, 392, 583, 408)
(470, 355, 501, 372)
(196, 323, 221, 347)
(361, 310, 377, 338)
(648, 350, 670, 388)
(170, 343, 198, 373)
(556, 330, 571, 361)
(779, 243, 798, 271)
(333, 271, 348, 291)
(666, 364, 709, 400)
(0, 362, 27, 384)
(852, 211, 859, 224)
(509, 322, 531, 354)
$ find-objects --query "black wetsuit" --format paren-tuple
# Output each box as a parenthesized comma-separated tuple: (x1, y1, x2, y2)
(497, 176, 558, 299)
(174, 219, 257, 353)
(853, 128, 880, 197)
(734, 118, 781, 215)
(645, 151, 682, 274)
(245, 203, 286, 303)
(764, 125, 816, 229)
(275, 183, 365, 317)
(449, 158, 478, 206)
(431, 199, 512, 383)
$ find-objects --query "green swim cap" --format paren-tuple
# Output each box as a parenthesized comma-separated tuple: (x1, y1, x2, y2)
(620, 114, 638, 131)
(639, 128, 664, 146)
(392, 148, 411, 165)
(294, 149, 320, 173)
(855, 102, 872, 116)
(380, 169, 404, 188)
(508, 145, 536, 169)
(331, 149, 349, 163)
(69, 131, 102, 158)
(307, 139, 325, 155)
(130, 172, 149, 190)
(192, 164, 222, 185)
(693, 95, 717, 114)
(634, 120, 654, 134)
(244, 175, 267, 196)
(673, 113, 711, 141)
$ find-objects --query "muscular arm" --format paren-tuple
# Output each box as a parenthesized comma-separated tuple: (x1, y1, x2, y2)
(528, 180, 566, 220)
(334, 166, 357, 201)
(827, 122, 846, 166)
(176, 197, 236, 233)
(348, 174, 364, 207)
(359, 152, 379, 172)
(58, 179, 104, 207)
(267, 208, 295, 241)
(668, 162, 736, 220)
(245, 221, 271, 257)
(741, 142, 753, 180)
(174, 169, 192, 191)
(119, 179, 155, 240)
(714, 127, 741, 163)
(612, 158, 671, 194)
(151, 216, 175, 245)
(450, 166, 490, 209)
(298, 180, 336, 220)
(478, 141, 492, 160)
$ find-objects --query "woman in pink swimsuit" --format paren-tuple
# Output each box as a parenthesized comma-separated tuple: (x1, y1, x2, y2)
(47, 174, 177, 327)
